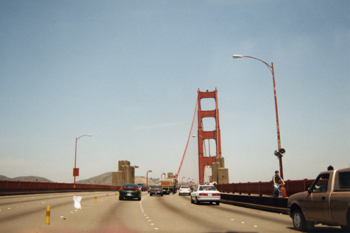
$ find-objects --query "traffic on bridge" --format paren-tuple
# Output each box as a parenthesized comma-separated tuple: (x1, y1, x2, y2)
(0, 189, 346, 232)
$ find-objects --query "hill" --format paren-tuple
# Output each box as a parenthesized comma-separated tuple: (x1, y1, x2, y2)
(0, 173, 160, 185)
(0, 175, 52, 182)
(77, 172, 160, 186)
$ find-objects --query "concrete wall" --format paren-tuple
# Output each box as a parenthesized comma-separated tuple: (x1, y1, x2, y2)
(112, 160, 134, 186)
(218, 168, 229, 184)
(211, 157, 229, 184)
(211, 162, 219, 182)
(112, 171, 123, 186)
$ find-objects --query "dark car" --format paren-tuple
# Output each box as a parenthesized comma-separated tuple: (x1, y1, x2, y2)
(149, 186, 163, 196)
(119, 184, 141, 201)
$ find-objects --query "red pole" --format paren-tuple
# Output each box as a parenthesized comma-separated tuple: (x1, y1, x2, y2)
(73, 134, 91, 188)
(233, 55, 284, 179)
(74, 137, 77, 188)
(271, 62, 284, 179)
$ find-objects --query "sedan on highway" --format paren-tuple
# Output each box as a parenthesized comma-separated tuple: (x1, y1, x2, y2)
(149, 186, 163, 196)
(179, 186, 191, 195)
(191, 185, 220, 205)
(119, 184, 141, 201)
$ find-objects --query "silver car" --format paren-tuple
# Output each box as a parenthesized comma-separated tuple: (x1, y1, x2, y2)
(179, 186, 191, 196)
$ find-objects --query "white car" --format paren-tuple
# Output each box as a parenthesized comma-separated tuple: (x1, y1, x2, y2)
(191, 185, 220, 205)
(178, 186, 191, 195)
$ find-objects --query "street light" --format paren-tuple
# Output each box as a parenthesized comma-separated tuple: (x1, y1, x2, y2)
(187, 178, 191, 186)
(233, 54, 286, 179)
(182, 176, 185, 185)
(73, 134, 91, 188)
(146, 170, 152, 190)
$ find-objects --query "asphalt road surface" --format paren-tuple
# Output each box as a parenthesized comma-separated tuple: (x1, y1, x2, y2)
(0, 191, 344, 233)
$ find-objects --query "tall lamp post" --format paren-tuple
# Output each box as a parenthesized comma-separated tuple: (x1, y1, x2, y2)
(146, 170, 152, 190)
(73, 134, 91, 188)
(233, 54, 286, 179)
(182, 176, 185, 186)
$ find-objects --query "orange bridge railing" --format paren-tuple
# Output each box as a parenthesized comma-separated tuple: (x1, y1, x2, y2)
(216, 179, 315, 197)
(0, 180, 120, 195)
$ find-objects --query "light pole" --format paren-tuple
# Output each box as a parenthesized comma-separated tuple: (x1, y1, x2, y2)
(146, 170, 152, 190)
(73, 134, 91, 188)
(233, 54, 286, 179)
(187, 178, 191, 186)
(182, 176, 185, 186)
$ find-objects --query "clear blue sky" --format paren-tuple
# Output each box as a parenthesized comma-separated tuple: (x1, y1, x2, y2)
(1, 0, 349, 183)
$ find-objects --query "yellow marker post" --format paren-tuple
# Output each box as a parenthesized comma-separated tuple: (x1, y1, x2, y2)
(115, 192, 117, 197)
(94, 195, 97, 203)
(45, 206, 50, 225)
(106, 193, 108, 199)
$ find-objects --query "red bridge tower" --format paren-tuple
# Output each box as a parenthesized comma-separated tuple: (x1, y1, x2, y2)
(197, 88, 222, 184)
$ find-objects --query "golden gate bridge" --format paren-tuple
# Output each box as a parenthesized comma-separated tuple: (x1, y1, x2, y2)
(176, 88, 229, 186)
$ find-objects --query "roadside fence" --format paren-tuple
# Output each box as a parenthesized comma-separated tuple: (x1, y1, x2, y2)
(216, 179, 315, 197)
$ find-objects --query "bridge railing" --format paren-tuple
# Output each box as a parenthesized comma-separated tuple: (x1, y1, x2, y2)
(216, 179, 315, 197)
(0, 180, 121, 194)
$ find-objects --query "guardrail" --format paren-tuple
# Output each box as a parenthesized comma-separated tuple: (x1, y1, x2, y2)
(216, 179, 315, 197)
(0, 180, 121, 195)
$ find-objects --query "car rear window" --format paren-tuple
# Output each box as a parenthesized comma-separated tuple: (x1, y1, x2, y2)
(199, 186, 216, 191)
(122, 184, 138, 188)
(339, 172, 350, 189)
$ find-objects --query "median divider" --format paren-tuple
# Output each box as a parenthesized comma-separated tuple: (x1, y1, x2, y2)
(220, 193, 288, 214)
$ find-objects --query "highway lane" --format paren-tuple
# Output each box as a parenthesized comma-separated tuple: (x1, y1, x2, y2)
(0, 191, 344, 233)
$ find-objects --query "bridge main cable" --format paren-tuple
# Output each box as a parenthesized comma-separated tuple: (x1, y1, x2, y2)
(175, 97, 198, 180)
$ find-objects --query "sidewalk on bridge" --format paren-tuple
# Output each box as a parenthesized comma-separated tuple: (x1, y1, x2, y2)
(220, 193, 288, 214)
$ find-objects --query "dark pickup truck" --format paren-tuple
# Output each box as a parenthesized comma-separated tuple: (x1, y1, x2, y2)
(287, 167, 350, 231)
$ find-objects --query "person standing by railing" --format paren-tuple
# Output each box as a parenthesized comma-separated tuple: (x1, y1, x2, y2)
(272, 170, 285, 197)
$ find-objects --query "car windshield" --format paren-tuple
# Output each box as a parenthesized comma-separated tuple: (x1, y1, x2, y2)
(122, 184, 138, 188)
(151, 186, 161, 189)
(181, 186, 190, 188)
(199, 186, 216, 191)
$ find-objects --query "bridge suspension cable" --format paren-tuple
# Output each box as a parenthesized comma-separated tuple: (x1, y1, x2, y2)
(176, 98, 198, 180)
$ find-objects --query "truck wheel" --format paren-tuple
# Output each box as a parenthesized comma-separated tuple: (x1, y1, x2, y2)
(191, 196, 194, 203)
(216, 201, 220, 205)
(292, 209, 307, 231)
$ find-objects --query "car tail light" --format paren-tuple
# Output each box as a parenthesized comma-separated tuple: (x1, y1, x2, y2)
(212, 193, 220, 196)
(199, 193, 208, 196)
(120, 188, 139, 191)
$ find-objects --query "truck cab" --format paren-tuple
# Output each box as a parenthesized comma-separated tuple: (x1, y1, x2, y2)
(287, 167, 350, 231)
